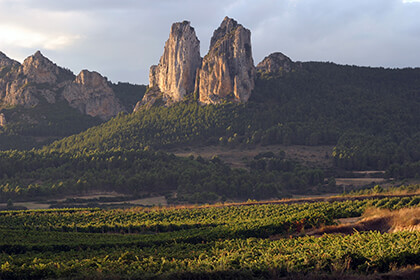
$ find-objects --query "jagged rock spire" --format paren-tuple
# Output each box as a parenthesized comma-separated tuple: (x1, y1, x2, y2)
(197, 17, 256, 104)
(149, 20, 201, 103)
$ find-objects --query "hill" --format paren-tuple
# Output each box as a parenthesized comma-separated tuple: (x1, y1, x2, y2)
(0, 51, 146, 150)
(45, 61, 420, 174)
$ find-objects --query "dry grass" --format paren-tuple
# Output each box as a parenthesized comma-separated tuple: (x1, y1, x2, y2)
(170, 144, 334, 169)
(314, 207, 420, 235)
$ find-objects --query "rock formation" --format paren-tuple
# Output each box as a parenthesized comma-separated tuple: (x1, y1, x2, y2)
(138, 21, 201, 109)
(136, 17, 257, 110)
(0, 113, 6, 127)
(0, 51, 125, 120)
(197, 17, 255, 104)
(256, 52, 300, 74)
(20, 51, 74, 85)
(0, 52, 19, 69)
(63, 70, 124, 120)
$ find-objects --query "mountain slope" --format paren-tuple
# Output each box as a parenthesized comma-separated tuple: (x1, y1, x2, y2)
(0, 51, 146, 150)
(45, 61, 420, 170)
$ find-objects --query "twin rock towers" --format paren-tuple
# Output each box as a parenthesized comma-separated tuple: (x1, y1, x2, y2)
(135, 17, 256, 110)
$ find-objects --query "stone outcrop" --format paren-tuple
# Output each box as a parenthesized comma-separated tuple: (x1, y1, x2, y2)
(0, 52, 19, 69)
(0, 113, 6, 127)
(0, 51, 125, 120)
(197, 17, 255, 104)
(63, 70, 124, 120)
(136, 17, 257, 110)
(141, 21, 201, 108)
(256, 52, 300, 74)
(20, 51, 74, 85)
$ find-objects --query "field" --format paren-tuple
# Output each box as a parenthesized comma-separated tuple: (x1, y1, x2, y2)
(170, 144, 334, 169)
(0, 194, 419, 279)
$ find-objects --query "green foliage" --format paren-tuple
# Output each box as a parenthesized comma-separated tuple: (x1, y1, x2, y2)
(45, 62, 420, 172)
(0, 197, 418, 279)
(111, 82, 146, 111)
(0, 102, 102, 150)
(0, 149, 326, 203)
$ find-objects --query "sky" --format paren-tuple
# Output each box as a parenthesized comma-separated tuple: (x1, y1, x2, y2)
(0, 0, 420, 85)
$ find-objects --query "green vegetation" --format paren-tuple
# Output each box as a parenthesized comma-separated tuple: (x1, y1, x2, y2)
(0, 196, 418, 279)
(45, 62, 420, 172)
(111, 82, 146, 111)
(0, 101, 102, 150)
(0, 149, 326, 203)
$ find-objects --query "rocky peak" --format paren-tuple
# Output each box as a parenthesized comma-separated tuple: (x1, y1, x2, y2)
(209, 16, 239, 49)
(0, 52, 20, 68)
(75, 70, 107, 88)
(21, 50, 74, 84)
(0, 51, 125, 120)
(257, 52, 297, 74)
(145, 20, 201, 107)
(197, 17, 255, 104)
(62, 69, 125, 120)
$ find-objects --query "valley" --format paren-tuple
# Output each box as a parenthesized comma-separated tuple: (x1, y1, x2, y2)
(0, 13, 419, 280)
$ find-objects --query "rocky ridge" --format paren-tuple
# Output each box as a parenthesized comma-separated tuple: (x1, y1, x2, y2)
(135, 21, 201, 110)
(63, 70, 124, 119)
(139, 17, 256, 108)
(198, 17, 255, 104)
(0, 51, 125, 120)
(256, 52, 300, 74)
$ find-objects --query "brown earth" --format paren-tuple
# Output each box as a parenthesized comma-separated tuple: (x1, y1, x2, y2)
(311, 207, 420, 235)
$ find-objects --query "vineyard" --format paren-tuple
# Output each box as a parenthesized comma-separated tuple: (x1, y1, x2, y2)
(0, 195, 419, 279)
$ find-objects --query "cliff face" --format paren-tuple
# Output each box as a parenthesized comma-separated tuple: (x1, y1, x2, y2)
(137, 17, 256, 110)
(197, 17, 255, 104)
(0, 51, 125, 120)
(256, 52, 299, 74)
(63, 70, 125, 120)
(141, 21, 201, 108)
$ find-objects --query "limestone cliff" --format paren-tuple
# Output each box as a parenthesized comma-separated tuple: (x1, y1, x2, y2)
(0, 51, 125, 120)
(63, 70, 124, 120)
(256, 52, 300, 74)
(0, 113, 5, 127)
(197, 17, 255, 104)
(140, 21, 201, 109)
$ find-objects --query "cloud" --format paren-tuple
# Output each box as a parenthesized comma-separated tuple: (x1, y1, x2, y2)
(0, 0, 419, 84)
(0, 24, 80, 50)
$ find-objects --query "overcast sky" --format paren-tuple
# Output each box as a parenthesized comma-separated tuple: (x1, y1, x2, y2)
(1, 0, 420, 84)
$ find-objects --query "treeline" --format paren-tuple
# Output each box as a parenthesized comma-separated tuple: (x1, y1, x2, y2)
(0, 149, 326, 203)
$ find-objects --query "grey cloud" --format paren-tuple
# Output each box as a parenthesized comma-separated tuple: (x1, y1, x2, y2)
(0, 0, 419, 84)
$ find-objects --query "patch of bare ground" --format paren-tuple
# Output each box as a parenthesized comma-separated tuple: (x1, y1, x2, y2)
(335, 178, 387, 187)
(311, 207, 420, 236)
(170, 144, 334, 169)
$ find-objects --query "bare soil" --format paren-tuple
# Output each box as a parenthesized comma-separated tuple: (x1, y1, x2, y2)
(335, 178, 387, 186)
(311, 207, 420, 236)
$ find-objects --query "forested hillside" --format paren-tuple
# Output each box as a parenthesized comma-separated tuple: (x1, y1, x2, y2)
(46, 62, 420, 171)
(0, 149, 327, 203)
